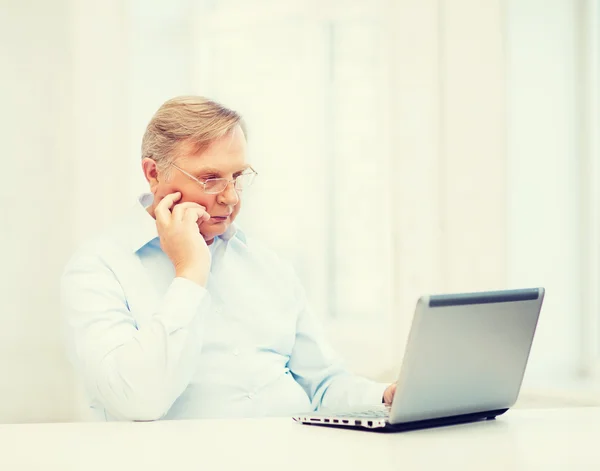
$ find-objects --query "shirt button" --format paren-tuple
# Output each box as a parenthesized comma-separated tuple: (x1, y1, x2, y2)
(232, 349, 240, 356)
(247, 392, 254, 399)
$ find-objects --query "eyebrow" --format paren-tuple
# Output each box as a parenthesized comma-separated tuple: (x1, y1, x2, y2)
(194, 165, 250, 176)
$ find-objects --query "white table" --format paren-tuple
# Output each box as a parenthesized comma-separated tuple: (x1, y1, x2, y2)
(1, 408, 599, 470)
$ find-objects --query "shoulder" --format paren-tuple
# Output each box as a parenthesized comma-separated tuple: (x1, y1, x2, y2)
(227, 227, 299, 285)
(227, 228, 307, 307)
(62, 219, 132, 278)
(234, 228, 293, 267)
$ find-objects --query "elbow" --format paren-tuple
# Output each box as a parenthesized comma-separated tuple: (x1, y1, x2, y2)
(128, 410, 167, 423)
(90, 355, 182, 421)
(95, 376, 174, 422)
(108, 395, 172, 422)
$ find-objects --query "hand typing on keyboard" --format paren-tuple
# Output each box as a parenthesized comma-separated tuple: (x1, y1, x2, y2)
(383, 383, 397, 405)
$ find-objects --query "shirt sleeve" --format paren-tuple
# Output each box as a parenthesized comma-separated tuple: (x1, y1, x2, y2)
(286, 270, 389, 411)
(61, 251, 210, 421)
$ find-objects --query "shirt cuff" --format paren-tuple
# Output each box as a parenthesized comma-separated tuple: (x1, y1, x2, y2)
(155, 277, 210, 333)
(364, 382, 390, 406)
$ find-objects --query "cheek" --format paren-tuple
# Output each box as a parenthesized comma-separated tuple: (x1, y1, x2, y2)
(231, 200, 242, 219)
(152, 182, 178, 204)
(180, 189, 215, 210)
(154, 183, 213, 209)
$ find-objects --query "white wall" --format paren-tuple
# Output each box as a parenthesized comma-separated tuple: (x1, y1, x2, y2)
(388, 0, 592, 387)
(387, 0, 507, 375)
(0, 0, 595, 423)
(1, 0, 138, 423)
(1, 0, 77, 422)
(506, 0, 584, 384)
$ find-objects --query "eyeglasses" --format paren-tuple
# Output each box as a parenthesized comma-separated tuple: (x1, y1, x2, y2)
(169, 163, 257, 194)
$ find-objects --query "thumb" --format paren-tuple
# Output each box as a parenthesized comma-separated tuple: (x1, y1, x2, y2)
(384, 383, 397, 405)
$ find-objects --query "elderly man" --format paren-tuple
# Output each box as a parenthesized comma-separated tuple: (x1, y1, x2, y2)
(61, 96, 396, 421)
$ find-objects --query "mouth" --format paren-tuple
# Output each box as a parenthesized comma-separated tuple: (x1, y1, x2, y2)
(210, 215, 231, 222)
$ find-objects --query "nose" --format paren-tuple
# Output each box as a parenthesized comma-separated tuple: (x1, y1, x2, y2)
(217, 180, 239, 205)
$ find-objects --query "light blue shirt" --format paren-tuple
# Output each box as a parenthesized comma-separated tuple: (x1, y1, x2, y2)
(61, 194, 386, 421)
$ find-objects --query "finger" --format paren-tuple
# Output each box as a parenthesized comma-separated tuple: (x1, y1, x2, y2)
(383, 384, 396, 405)
(155, 192, 181, 226)
(195, 208, 211, 225)
(172, 202, 207, 221)
(388, 384, 397, 403)
(183, 207, 204, 225)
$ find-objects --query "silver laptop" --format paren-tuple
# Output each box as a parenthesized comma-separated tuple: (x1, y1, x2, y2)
(293, 288, 545, 432)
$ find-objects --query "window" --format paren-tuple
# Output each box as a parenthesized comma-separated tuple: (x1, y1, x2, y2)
(188, 0, 394, 377)
(581, 0, 600, 378)
(192, 0, 392, 324)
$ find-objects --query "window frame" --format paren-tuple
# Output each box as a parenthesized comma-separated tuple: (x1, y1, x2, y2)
(580, 0, 600, 379)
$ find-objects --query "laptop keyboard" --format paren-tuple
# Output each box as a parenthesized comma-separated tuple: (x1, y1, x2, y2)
(328, 408, 390, 419)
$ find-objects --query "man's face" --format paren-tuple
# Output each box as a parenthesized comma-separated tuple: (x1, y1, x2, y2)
(146, 125, 249, 243)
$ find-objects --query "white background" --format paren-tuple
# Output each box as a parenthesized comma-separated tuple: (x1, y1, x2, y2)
(0, 0, 598, 423)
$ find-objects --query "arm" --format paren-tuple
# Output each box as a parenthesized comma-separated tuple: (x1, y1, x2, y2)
(62, 192, 213, 421)
(61, 253, 210, 421)
(287, 275, 388, 411)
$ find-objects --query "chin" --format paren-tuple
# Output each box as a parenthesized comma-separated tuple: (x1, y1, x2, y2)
(199, 218, 232, 239)
(200, 229, 225, 241)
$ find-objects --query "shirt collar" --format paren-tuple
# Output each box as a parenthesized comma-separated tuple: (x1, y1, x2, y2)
(129, 193, 246, 253)
(129, 193, 160, 253)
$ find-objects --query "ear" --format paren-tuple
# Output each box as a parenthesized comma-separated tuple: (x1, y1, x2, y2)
(142, 158, 160, 192)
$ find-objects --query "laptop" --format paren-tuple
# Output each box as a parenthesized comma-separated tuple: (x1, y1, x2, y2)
(293, 287, 545, 432)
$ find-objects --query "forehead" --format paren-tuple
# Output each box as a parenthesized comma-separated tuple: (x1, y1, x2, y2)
(176, 126, 248, 173)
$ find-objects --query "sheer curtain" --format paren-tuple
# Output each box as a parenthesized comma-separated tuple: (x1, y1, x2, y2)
(190, 0, 395, 377)
(580, 0, 600, 380)
(128, 0, 594, 385)
(506, 0, 600, 387)
(4, 0, 599, 425)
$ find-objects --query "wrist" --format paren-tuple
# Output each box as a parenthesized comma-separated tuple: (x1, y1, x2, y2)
(175, 266, 208, 287)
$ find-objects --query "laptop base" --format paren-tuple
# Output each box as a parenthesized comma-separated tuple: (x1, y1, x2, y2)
(300, 408, 509, 433)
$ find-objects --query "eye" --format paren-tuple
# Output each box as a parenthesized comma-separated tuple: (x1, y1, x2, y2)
(234, 168, 251, 178)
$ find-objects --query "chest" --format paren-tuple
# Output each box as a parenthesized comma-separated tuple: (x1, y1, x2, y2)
(116, 245, 299, 355)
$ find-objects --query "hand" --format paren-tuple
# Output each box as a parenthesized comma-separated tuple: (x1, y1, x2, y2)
(154, 192, 212, 286)
(383, 383, 396, 406)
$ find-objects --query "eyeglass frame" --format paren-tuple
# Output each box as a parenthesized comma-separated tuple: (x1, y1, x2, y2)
(169, 162, 258, 194)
